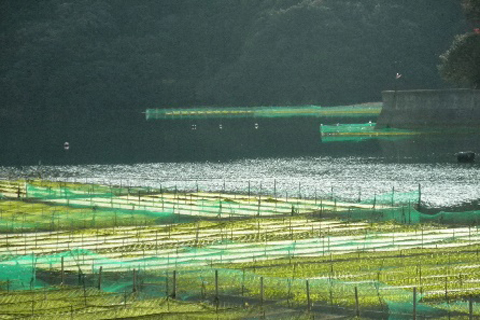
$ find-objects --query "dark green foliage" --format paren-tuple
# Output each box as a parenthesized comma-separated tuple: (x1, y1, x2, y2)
(439, 33, 480, 88)
(0, 0, 466, 118)
(197, 0, 465, 106)
(438, 0, 480, 88)
(463, 0, 480, 25)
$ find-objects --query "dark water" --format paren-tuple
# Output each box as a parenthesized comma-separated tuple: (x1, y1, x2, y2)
(2, 115, 480, 209)
(2, 116, 329, 165)
(2, 115, 479, 165)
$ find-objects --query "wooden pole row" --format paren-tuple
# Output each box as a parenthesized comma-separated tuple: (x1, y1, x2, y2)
(56, 266, 476, 319)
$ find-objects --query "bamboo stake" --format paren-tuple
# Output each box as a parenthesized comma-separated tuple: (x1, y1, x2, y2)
(172, 270, 176, 299)
(165, 271, 169, 297)
(82, 274, 87, 306)
(274, 179, 277, 198)
(215, 270, 219, 310)
(61, 256, 64, 284)
(413, 287, 417, 320)
(355, 286, 360, 317)
(418, 183, 422, 209)
(133, 269, 137, 293)
(469, 296, 473, 320)
(260, 276, 264, 306)
(98, 266, 102, 291)
(306, 280, 311, 312)
(445, 276, 448, 303)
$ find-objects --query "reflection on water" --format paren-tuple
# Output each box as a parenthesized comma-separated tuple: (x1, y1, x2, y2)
(2, 115, 480, 209)
(2, 155, 480, 209)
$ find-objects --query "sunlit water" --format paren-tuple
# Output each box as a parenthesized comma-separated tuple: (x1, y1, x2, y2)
(2, 156, 480, 209)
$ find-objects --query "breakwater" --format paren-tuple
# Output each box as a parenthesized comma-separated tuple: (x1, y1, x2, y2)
(377, 89, 480, 128)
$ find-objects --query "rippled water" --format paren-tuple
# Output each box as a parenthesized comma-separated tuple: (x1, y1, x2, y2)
(2, 156, 480, 209)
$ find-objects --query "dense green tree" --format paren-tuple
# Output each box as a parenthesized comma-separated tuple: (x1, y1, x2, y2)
(197, 0, 464, 106)
(463, 0, 480, 25)
(439, 33, 480, 88)
(439, 0, 480, 88)
(0, 0, 467, 118)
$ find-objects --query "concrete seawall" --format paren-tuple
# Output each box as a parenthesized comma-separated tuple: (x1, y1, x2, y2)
(377, 89, 480, 129)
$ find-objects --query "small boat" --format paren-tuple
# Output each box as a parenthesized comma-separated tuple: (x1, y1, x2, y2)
(456, 151, 475, 163)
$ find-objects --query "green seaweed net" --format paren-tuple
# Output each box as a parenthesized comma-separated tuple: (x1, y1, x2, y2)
(3, 179, 479, 233)
(320, 123, 420, 142)
(146, 103, 382, 120)
(4, 179, 480, 319)
(0, 179, 424, 232)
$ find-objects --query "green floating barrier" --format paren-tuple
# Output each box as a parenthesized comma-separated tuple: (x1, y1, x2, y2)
(320, 122, 480, 143)
(320, 122, 420, 142)
(146, 103, 382, 120)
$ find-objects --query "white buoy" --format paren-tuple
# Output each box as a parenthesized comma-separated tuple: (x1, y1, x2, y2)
(64, 142, 70, 151)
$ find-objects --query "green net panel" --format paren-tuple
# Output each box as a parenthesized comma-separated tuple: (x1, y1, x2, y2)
(146, 103, 382, 120)
(361, 190, 420, 206)
(321, 123, 421, 142)
(0, 261, 456, 319)
(420, 210, 480, 225)
(7, 179, 480, 233)
(320, 123, 480, 143)
(4, 179, 480, 319)
(25, 180, 154, 199)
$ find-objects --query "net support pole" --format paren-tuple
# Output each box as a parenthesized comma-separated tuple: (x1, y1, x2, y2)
(355, 286, 360, 317)
(31, 252, 36, 290)
(215, 270, 219, 310)
(445, 276, 448, 303)
(274, 179, 277, 198)
(469, 296, 473, 320)
(172, 270, 176, 299)
(98, 266, 102, 291)
(392, 186, 395, 207)
(133, 269, 137, 293)
(82, 275, 87, 306)
(260, 276, 264, 306)
(418, 183, 422, 208)
(165, 271, 169, 298)
(306, 280, 311, 312)
(413, 287, 417, 320)
(61, 256, 65, 284)
(257, 197, 261, 217)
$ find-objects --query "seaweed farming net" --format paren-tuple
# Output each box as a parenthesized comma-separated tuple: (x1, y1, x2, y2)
(4, 179, 480, 318)
(3, 180, 480, 232)
(146, 103, 382, 120)
(0, 261, 461, 319)
(0, 180, 425, 233)
(320, 123, 420, 142)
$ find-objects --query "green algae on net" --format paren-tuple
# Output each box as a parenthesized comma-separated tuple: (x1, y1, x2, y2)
(320, 122, 480, 142)
(145, 103, 382, 120)
(320, 122, 423, 142)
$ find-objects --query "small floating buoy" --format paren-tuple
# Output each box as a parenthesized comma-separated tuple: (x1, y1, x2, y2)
(63, 142, 70, 151)
(456, 151, 475, 163)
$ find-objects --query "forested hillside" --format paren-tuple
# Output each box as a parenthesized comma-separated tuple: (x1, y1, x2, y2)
(0, 0, 466, 119)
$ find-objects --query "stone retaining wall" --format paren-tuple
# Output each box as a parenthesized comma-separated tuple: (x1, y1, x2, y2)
(377, 89, 480, 128)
